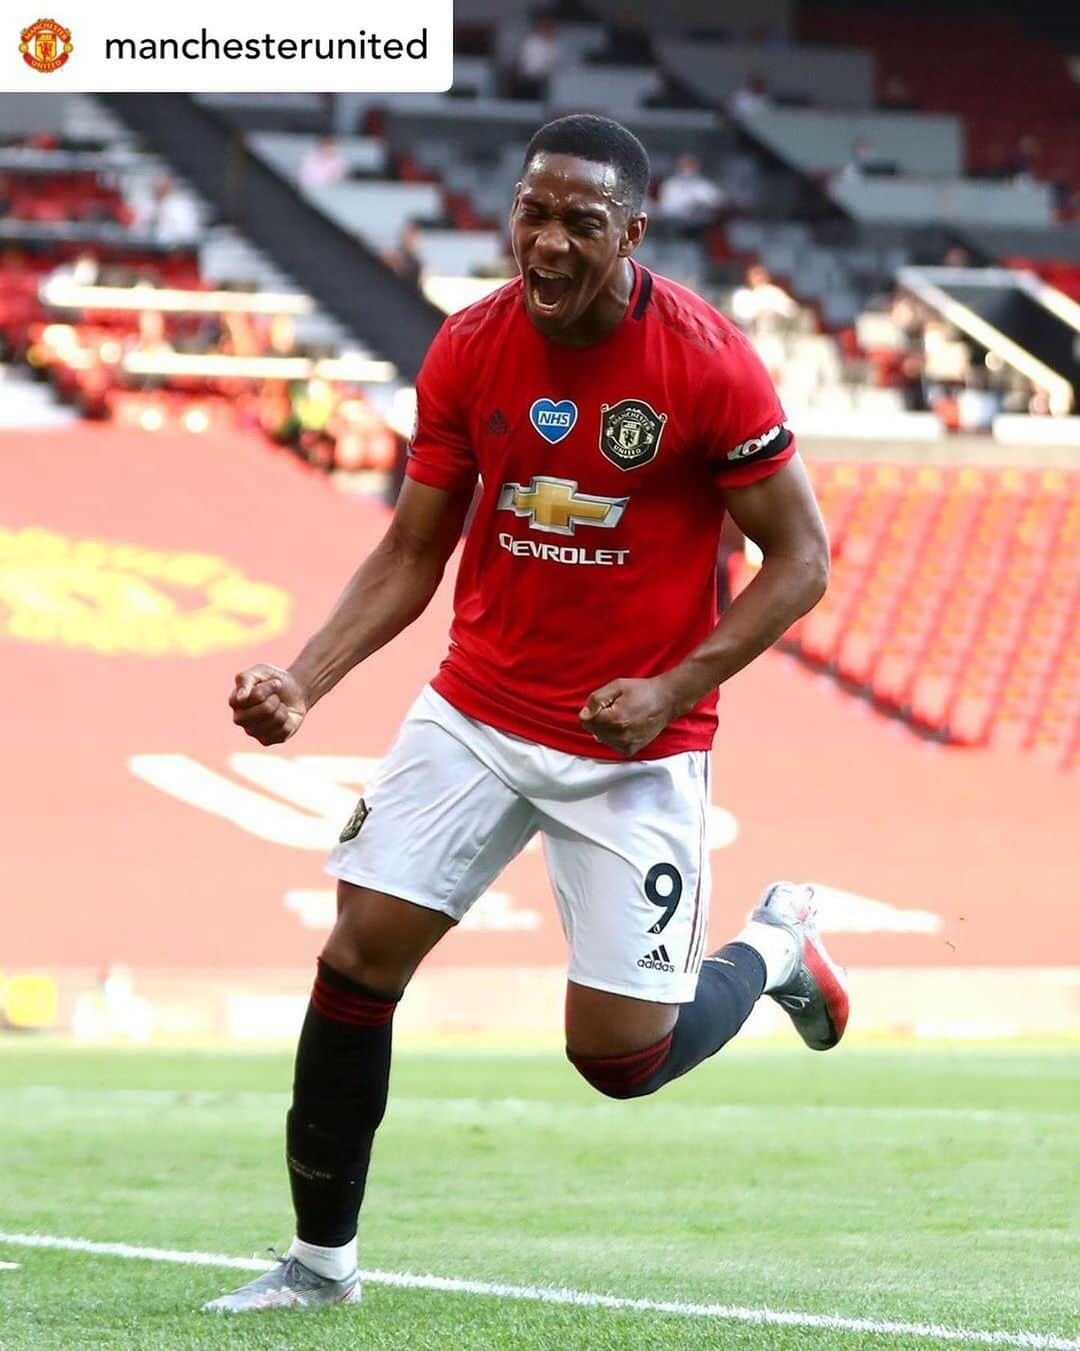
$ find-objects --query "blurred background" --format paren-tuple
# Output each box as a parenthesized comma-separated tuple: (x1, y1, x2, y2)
(2, 0, 1078, 1048)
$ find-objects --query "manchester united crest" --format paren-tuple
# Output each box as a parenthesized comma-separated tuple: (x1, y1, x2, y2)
(338, 797, 370, 842)
(20, 18, 73, 72)
(599, 398, 667, 471)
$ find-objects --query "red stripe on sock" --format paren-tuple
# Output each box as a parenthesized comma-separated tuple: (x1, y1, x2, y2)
(569, 1032, 674, 1091)
(312, 976, 396, 1027)
(593, 1046, 671, 1090)
(573, 1032, 674, 1072)
(320, 986, 395, 1016)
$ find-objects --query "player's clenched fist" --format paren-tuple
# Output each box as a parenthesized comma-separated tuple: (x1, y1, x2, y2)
(229, 663, 308, 745)
(578, 676, 678, 757)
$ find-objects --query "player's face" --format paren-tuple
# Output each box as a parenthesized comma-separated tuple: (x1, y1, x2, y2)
(511, 153, 646, 343)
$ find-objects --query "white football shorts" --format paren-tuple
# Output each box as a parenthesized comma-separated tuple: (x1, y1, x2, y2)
(325, 686, 711, 1003)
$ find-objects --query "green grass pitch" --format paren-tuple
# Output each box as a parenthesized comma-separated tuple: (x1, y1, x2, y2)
(1, 1039, 1077, 1349)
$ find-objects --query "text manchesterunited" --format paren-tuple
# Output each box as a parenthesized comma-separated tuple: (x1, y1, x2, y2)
(104, 29, 429, 62)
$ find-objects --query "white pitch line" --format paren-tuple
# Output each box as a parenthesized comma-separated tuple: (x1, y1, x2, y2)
(0, 1260, 20, 1270)
(3, 1087, 1070, 1124)
(0, 1232, 1076, 1350)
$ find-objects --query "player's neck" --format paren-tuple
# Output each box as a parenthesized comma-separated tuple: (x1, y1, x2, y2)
(542, 258, 636, 348)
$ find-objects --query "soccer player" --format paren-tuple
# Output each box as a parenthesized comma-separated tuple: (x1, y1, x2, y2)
(204, 114, 848, 1313)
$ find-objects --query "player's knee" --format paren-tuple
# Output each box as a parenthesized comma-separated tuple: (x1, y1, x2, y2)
(321, 940, 404, 998)
(323, 882, 451, 994)
(566, 1039, 672, 1100)
(321, 917, 407, 997)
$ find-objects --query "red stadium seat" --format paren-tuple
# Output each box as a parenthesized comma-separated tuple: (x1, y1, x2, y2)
(790, 462, 1079, 766)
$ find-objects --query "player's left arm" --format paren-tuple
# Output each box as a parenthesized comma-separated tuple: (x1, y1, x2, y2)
(580, 455, 828, 755)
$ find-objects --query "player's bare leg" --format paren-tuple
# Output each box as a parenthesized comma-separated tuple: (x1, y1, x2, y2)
(565, 882, 848, 1099)
(565, 983, 678, 1057)
(203, 882, 452, 1312)
(321, 881, 454, 991)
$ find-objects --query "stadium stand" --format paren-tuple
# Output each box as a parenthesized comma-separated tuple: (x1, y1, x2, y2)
(0, 96, 406, 487)
(195, 2, 1080, 429)
(784, 463, 1080, 768)
(657, 38, 875, 110)
(7, 8, 1080, 444)
(799, 10, 1080, 203)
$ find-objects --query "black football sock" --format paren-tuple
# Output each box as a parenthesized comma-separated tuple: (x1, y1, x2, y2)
(567, 942, 766, 1099)
(286, 957, 400, 1246)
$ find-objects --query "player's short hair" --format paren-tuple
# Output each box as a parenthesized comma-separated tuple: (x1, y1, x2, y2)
(522, 114, 650, 217)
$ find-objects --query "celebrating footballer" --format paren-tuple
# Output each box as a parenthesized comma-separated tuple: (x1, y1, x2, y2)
(208, 114, 848, 1313)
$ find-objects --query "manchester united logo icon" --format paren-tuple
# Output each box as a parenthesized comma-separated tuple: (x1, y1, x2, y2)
(20, 18, 73, 73)
(338, 798, 370, 842)
(599, 398, 667, 471)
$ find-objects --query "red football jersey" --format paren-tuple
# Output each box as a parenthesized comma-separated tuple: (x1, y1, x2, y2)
(406, 263, 796, 759)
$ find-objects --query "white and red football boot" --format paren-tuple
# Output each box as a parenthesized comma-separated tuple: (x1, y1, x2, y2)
(751, 882, 849, 1051)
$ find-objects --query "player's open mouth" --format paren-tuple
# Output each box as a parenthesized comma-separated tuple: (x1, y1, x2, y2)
(529, 268, 572, 312)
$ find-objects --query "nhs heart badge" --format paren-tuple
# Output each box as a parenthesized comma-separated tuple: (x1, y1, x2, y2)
(529, 398, 578, 445)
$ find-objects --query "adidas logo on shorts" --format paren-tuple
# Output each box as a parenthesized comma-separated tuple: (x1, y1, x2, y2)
(637, 944, 675, 973)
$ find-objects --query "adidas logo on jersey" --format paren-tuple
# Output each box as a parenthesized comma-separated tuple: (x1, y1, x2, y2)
(486, 408, 510, 435)
(637, 944, 675, 973)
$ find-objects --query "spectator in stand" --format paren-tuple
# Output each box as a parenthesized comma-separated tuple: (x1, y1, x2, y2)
(922, 317, 973, 425)
(724, 147, 762, 213)
(294, 376, 337, 468)
(730, 265, 798, 335)
(941, 245, 972, 269)
(656, 154, 725, 237)
(1002, 135, 1041, 187)
(300, 136, 348, 191)
(956, 366, 1000, 432)
(150, 176, 200, 247)
(1027, 384, 1052, 416)
(839, 138, 880, 181)
(382, 223, 425, 291)
(729, 72, 770, 118)
(730, 265, 800, 382)
(880, 76, 918, 112)
(45, 249, 100, 294)
(124, 308, 174, 394)
(1058, 185, 1080, 223)
(269, 312, 299, 357)
(897, 349, 926, 411)
(133, 308, 172, 358)
(258, 380, 297, 444)
(219, 309, 260, 358)
(509, 18, 558, 102)
(885, 292, 929, 411)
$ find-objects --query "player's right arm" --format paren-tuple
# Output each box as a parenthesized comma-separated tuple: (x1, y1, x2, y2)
(230, 477, 472, 745)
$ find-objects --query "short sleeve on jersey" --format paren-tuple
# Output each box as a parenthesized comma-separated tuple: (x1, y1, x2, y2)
(405, 321, 479, 495)
(698, 327, 796, 489)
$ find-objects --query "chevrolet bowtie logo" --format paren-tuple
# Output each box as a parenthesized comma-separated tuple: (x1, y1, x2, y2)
(496, 476, 628, 536)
